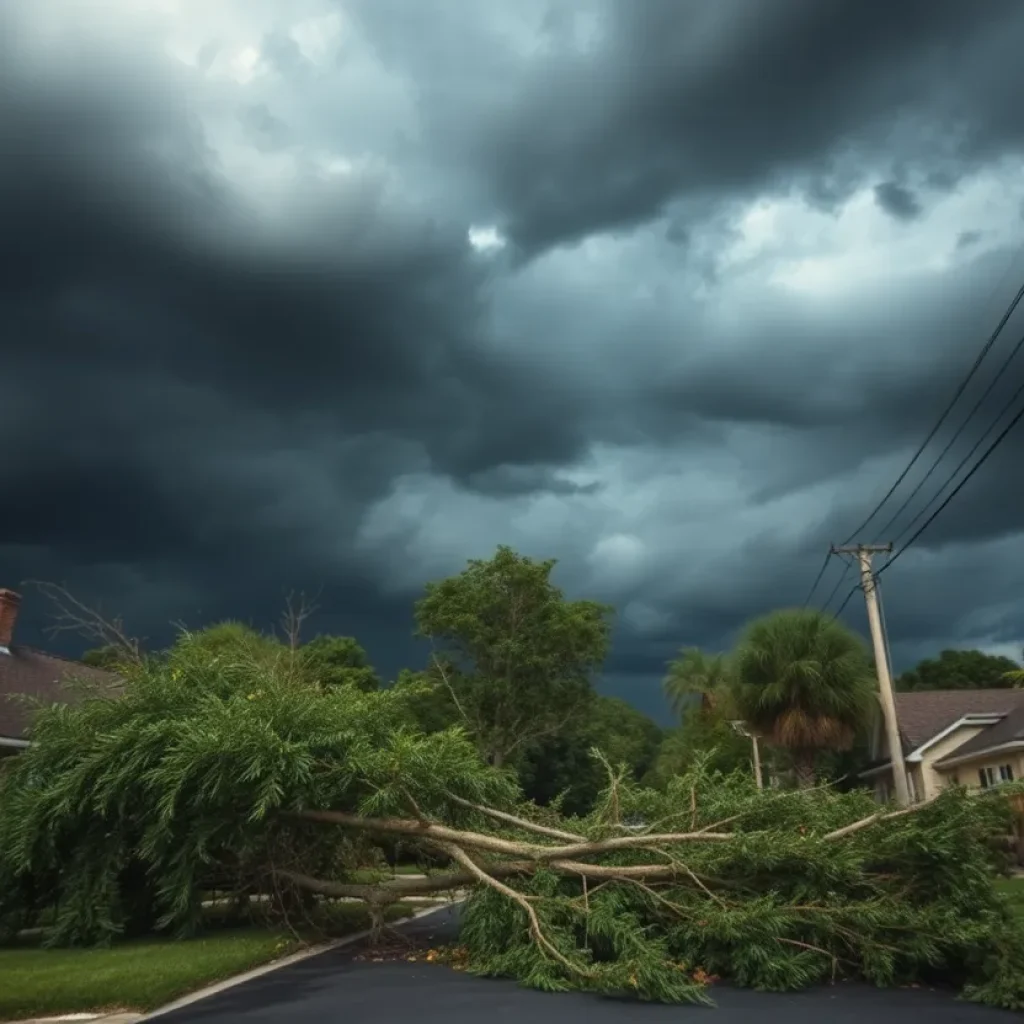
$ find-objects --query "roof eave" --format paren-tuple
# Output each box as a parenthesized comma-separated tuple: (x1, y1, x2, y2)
(933, 739, 1024, 771)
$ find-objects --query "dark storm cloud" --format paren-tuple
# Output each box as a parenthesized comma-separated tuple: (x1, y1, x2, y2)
(0, 37, 594, 490)
(352, 0, 1024, 254)
(874, 182, 923, 222)
(2, 0, 1023, 709)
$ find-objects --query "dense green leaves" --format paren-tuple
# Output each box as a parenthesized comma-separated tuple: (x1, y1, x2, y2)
(897, 648, 1022, 691)
(732, 609, 875, 785)
(456, 762, 1024, 1009)
(301, 635, 380, 692)
(646, 707, 754, 786)
(518, 696, 662, 814)
(0, 631, 511, 946)
(413, 546, 612, 767)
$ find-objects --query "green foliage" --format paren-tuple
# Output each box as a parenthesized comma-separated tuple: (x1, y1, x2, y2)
(6, 599, 1024, 1013)
(458, 765, 1024, 1010)
(0, 628, 512, 947)
(80, 645, 128, 672)
(413, 546, 612, 767)
(646, 708, 754, 787)
(663, 648, 734, 718)
(897, 648, 1022, 692)
(301, 635, 380, 692)
(518, 696, 662, 815)
(732, 609, 875, 785)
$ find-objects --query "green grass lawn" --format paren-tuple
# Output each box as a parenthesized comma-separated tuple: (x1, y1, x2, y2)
(0, 903, 417, 1021)
(995, 876, 1024, 918)
(348, 864, 438, 884)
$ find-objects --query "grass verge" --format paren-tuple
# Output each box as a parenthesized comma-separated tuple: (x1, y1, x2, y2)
(0, 903, 415, 1022)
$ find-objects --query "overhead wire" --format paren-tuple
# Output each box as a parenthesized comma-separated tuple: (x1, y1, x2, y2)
(837, 273, 1024, 546)
(888, 370, 1024, 552)
(873, 325, 1024, 543)
(802, 549, 834, 607)
(820, 551, 856, 615)
(830, 581, 862, 621)
(878, 392, 1024, 576)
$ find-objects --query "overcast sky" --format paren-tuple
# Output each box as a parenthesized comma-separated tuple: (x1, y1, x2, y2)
(4, 0, 1024, 723)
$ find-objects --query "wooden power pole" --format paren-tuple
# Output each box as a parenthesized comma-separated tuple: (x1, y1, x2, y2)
(832, 542, 911, 808)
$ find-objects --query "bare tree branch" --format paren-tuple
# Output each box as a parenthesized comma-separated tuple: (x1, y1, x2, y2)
(280, 589, 321, 651)
(443, 843, 592, 979)
(26, 580, 143, 665)
(445, 793, 586, 843)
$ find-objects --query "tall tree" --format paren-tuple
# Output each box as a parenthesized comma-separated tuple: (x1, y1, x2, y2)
(663, 647, 734, 718)
(732, 608, 875, 788)
(413, 546, 612, 768)
(897, 649, 1022, 691)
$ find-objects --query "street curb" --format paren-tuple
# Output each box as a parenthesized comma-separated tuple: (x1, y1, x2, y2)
(140, 901, 456, 1021)
(0, 1014, 143, 1024)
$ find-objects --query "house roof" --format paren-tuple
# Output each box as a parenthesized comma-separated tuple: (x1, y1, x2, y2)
(893, 688, 1024, 751)
(0, 646, 120, 740)
(933, 701, 1024, 768)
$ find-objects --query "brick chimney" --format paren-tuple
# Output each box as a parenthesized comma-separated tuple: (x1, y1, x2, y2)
(0, 589, 21, 650)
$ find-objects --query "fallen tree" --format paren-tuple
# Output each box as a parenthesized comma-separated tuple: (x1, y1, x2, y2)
(2, 632, 1024, 1010)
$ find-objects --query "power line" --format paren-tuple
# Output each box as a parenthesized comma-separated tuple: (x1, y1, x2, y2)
(878, 394, 1024, 576)
(838, 275, 1024, 546)
(830, 581, 861, 621)
(802, 550, 833, 607)
(820, 552, 855, 615)
(889, 371, 1024, 550)
(874, 326, 1024, 542)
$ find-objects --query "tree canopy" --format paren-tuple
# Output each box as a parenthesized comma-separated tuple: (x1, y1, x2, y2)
(413, 546, 612, 768)
(732, 609, 875, 787)
(897, 648, 1022, 692)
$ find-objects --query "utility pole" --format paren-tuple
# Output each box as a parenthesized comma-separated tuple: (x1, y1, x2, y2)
(832, 543, 911, 808)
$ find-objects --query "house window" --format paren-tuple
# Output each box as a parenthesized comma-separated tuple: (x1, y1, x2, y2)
(1000, 764, 1015, 782)
(950, 774, 960, 786)
(979, 767, 997, 789)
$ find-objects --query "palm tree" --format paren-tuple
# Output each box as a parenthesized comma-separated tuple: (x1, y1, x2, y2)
(732, 608, 875, 788)
(663, 647, 734, 719)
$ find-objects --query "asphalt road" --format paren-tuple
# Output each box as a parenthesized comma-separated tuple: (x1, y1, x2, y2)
(147, 907, 1022, 1024)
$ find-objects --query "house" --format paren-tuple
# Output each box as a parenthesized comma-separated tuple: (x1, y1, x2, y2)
(0, 588, 119, 755)
(861, 688, 1024, 803)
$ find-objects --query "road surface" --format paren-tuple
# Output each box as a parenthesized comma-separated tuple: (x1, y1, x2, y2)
(148, 906, 1021, 1023)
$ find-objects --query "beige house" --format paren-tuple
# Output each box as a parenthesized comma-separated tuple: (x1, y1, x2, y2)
(862, 688, 1024, 803)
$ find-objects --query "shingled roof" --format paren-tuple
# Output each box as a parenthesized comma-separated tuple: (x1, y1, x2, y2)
(0, 588, 120, 743)
(0, 645, 120, 741)
(933, 701, 1024, 768)
(893, 688, 1024, 752)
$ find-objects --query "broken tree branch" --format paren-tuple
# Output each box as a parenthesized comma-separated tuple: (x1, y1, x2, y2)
(446, 793, 586, 843)
(444, 843, 591, 979)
